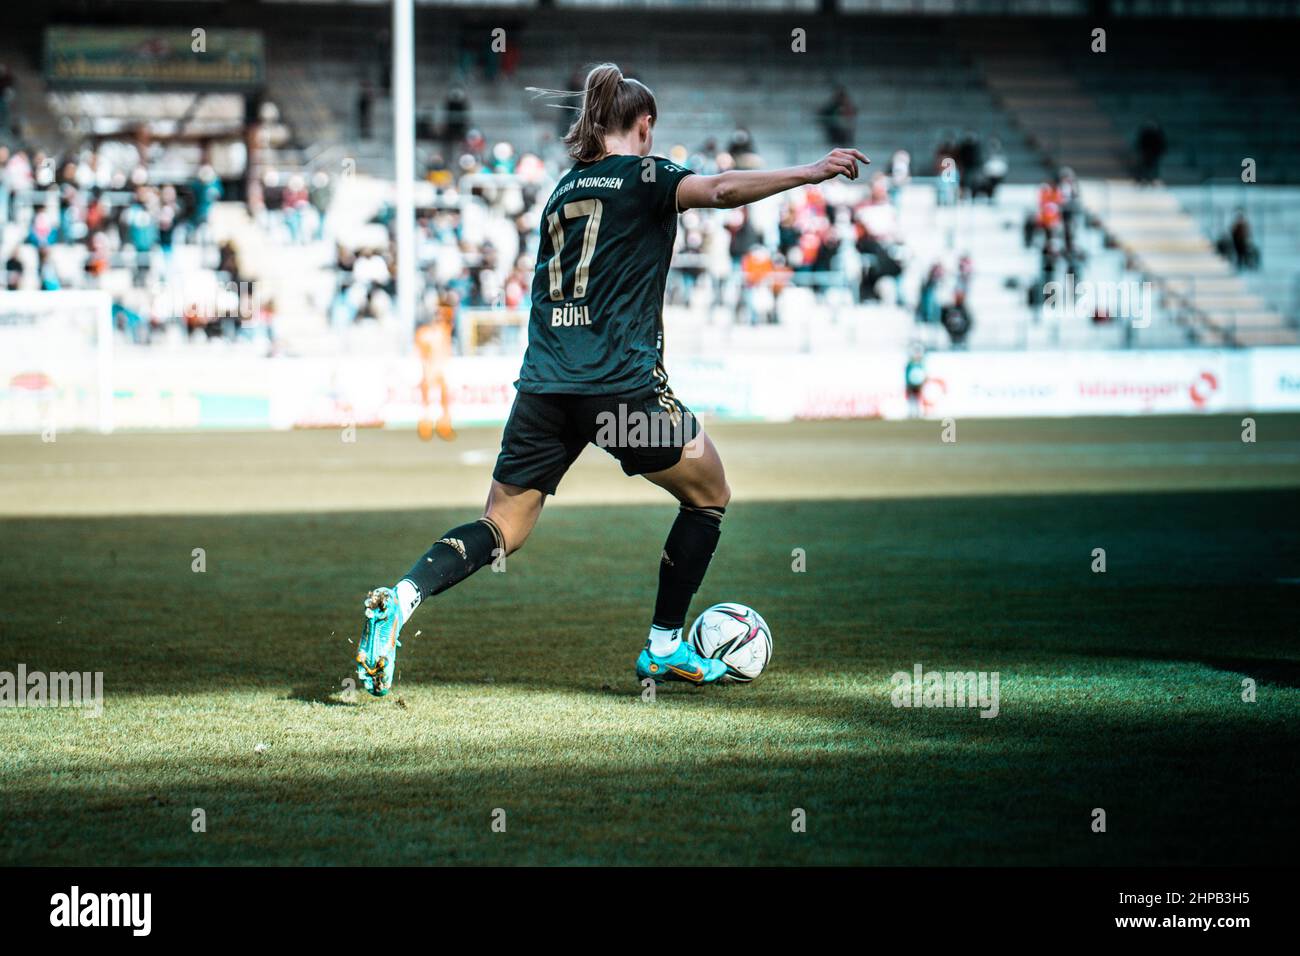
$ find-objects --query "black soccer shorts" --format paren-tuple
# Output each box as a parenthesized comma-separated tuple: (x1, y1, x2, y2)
(492, 386, 701, 495)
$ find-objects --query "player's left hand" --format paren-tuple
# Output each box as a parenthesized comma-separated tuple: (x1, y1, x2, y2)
(807, 148, 871, 184)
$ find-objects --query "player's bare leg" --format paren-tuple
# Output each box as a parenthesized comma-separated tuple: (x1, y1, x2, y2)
(643, 431, 731, 510)
(482, 479, 545, 554)
(635, 431, 732, 684)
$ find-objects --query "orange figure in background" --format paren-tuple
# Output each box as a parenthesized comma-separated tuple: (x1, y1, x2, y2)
(415, 292, 457, 441)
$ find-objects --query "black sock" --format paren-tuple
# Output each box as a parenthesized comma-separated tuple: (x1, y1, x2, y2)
(399, 518, 504, 606)
(653, 505, 725, 630)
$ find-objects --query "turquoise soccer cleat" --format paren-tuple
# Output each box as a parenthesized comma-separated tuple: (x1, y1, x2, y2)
(635, 639, 729, 685)
(355, 587, 406, 697)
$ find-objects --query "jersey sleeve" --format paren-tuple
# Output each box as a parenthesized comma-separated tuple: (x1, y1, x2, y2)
(642, 157, 695, 219)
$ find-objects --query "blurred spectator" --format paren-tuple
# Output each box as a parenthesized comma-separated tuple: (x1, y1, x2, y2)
(217, 240, 243, 286)
(262, 169, 284, 236)
(330, 243, 358, 328)
(157, 184, 178, 262)
(972, 139, 1009, 201)
(942, 256, 974, 347)
(121, 187, 156, 286)
(190, 165, 223, 241)
(487, 142, 517, 175)
(28, 206, 58, 248)
(689, 137, 721, 175)
(283, 175, 310, 244)
(934, 134, 958, 207)
(670, 215, 707, 304)
(1218, 209, 1260, 270)
(444, 87, 470, 153)
(113, 298, 148, 344)
(942, 298, 972, 347)
(0, 145, 10, 223)
(725, 206, 761, 268)
(0, 64, 13, 137)
(916, 263, 944, 325)
(818, 86, 857, 148)
(357, 81, 374, 140)
(84, 232, 109, 280)
(5, 248, 22, 290)
(38, 246, 60, 291)
(888, 149, 910, 207)
(1025, 178, 1063, 249)
(1056, 167, 1080, 254)
(1136, 119, 1167, 184)
(856, 226, 902, 303)
(728, 128, 761, 170)
(955, 131, 982, 198)
(854, 176, 904, 303)
(85, 188, 108, 235)
(739, 246, 776, 324)
(309, 172, 333, 241)
(904, 346, 927, 418)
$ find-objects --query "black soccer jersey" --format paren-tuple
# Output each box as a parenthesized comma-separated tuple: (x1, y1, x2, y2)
(516, 154, 695, 395)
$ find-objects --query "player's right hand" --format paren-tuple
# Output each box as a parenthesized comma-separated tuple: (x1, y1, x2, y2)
(807, 148, 870, 183)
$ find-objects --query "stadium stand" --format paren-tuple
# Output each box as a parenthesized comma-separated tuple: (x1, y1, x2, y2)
(1173, 184, 1300, 328)
(958, 16, 1300, 346)
(1081, 181, 1295, 346)
(266, 13, 1045, 183)
(2, 7, 1297, 356)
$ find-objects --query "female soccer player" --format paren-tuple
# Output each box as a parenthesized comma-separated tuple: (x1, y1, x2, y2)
(356, 63, 867, 695)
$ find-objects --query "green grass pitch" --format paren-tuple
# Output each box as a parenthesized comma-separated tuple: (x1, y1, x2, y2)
(1, 415, 1298, 865)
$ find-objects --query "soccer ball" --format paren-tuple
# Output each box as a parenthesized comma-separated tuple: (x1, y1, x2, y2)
(688, 603, 772, 683)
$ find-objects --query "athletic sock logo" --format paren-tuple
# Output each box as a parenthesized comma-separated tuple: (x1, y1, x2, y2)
(438, 537, 468, 560)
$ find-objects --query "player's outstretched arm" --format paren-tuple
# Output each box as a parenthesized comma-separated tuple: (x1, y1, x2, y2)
(676, 148, 869, 210)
